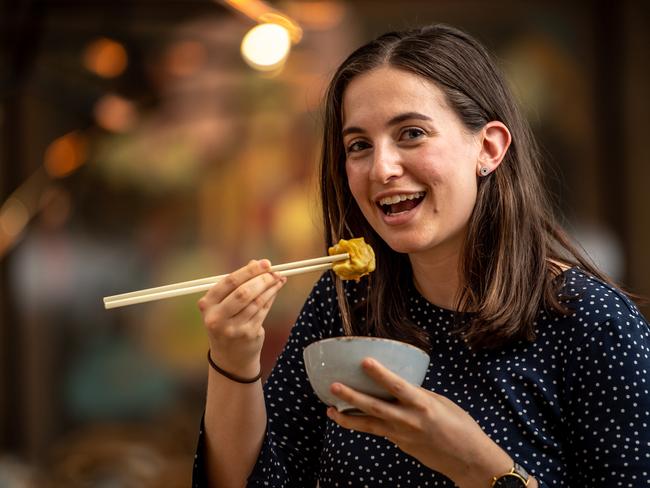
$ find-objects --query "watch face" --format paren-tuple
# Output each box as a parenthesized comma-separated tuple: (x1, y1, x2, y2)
(493, 474, 527, 488)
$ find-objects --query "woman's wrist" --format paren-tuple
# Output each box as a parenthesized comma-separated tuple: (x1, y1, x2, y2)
(206, 346, 261, 380)
(453, 456, 538, 488)
(207, 350, 261, 383)
(445, 433, 518, 488)
(452, 455, 513, 488)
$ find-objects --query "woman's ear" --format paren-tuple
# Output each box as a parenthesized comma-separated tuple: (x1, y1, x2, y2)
(476, 121, 511, 176)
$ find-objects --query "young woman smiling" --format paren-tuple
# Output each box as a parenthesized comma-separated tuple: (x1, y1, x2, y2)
(192, 24, 650, 488)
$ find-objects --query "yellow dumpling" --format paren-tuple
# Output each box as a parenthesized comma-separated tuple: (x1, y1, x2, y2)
(328, 237, 375, 281)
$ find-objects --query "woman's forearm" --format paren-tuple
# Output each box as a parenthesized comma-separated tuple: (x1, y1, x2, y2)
(203, 366, 267, 488)
(196, 260, 285, 487)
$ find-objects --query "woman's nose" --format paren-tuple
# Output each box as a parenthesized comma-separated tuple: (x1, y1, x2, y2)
(369, 143, 403, 183)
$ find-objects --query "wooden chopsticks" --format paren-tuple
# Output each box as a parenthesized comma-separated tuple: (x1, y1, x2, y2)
(103, 253, 350, 309)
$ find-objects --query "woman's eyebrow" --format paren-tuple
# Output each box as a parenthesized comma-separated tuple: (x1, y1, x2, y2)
(342, 112, 432, 137)
(388, 112, 432, 126)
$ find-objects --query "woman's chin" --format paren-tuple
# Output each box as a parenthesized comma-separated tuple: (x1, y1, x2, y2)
(382, 237, 428, 255)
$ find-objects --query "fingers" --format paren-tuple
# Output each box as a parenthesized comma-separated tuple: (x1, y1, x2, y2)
(328, 382, 404, 421)
(199, 260, 280, 318)
(326, 358, 430, 426)
(200, 274, 284, 333)
(359, 358, 423, 408)
(326, 371, 431, 451)
(218, 271, 284, 320)
(238, 275, 286, 324)
(198, 259, 286, 343)
(326, 406, 391, 439)
(206, 259, 273, 305)
(213, 276, 285, 341)
(197, 260, 286, 374)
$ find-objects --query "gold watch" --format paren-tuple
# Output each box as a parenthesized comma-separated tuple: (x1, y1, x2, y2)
(491, 462, 530, 487)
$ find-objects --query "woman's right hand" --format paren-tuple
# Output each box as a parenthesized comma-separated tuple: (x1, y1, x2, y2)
(198, 259, 286, 378)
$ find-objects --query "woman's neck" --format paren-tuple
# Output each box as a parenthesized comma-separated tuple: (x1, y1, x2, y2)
(409, 250, 462, 311)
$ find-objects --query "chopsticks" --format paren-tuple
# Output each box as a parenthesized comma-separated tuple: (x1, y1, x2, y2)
(103, 253, 350, 309)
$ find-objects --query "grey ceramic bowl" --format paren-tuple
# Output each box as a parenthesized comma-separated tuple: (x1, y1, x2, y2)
(303, 336, 430, 414)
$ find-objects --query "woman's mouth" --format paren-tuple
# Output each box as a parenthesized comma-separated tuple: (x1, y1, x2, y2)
(377, 191, 426, 216)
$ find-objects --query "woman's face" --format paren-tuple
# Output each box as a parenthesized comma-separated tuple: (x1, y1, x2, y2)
(342, 66, 483, 262)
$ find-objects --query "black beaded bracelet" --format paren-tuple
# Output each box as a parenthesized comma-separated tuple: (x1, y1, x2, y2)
(207, 350, 262, 384)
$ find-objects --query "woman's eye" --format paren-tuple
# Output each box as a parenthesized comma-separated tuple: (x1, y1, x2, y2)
(401, 128, 425, 140)
(346, 140, 371, 153)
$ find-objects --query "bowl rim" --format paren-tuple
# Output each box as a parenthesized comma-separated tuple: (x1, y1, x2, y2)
(304, 335, 429, 358)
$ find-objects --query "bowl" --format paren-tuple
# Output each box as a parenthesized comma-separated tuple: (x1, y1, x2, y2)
(303, 336, 430, 414)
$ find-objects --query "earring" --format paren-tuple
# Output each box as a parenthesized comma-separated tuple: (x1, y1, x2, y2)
(479, 167, 490, 176)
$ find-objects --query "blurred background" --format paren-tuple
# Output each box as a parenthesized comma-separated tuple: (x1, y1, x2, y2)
(1, 0, 648, 486)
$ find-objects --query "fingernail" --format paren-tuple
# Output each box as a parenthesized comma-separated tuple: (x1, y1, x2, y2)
(331, 383, 341, 394)
(363, 358, 375, 368)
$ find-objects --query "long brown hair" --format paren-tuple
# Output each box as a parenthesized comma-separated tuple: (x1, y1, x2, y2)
(320, 24, 614, 351)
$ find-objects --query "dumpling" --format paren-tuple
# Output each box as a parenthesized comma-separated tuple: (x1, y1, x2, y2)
(328, 237, 375, 281)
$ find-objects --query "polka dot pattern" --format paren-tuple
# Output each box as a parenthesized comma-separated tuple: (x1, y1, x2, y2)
(193, 268, 650, 487)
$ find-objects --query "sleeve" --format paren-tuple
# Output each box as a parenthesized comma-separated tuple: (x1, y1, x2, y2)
(191, 415, 208, 488)
(246, 272, 340, 487)
(562, 301, 650, 487)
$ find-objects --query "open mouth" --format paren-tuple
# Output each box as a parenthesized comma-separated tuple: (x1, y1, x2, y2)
(377, 191, 426, 216)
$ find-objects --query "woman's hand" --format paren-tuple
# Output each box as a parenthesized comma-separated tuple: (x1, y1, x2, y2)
(198, 259, 286, 378)
(326, 358, 527, 488)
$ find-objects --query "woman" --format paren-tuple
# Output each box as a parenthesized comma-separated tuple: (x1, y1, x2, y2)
(192, 24, 650, 487)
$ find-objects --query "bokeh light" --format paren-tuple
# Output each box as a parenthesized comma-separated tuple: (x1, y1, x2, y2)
(83, 37, 128, 78)
(94, 94, 138, 133)
(44, 131, 88, 178)
(240, 23, 291, 71)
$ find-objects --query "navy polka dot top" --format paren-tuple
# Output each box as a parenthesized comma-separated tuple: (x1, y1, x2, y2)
(193, 268, 650, 487)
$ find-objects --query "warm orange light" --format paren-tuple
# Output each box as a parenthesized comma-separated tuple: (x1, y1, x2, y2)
(44, 131, 88, 178)
(286, 1, 345, 31)
(0, 197, 29, 238)
(257, 13, 302, 43)
(220, 0, 302, 42)
(222, 0, 269, 20)
(0, 169, 49, 258)
(94, 94, 138, 133)
(83, 37, 128, 78)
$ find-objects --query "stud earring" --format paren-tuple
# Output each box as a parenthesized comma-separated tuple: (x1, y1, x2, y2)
(479, 167, 490, 176)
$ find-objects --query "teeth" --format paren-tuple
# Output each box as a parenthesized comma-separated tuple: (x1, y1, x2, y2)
(378, 191, 425, 206)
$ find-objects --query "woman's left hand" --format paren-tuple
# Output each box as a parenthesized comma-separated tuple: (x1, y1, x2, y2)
(326, 357, 517, 488)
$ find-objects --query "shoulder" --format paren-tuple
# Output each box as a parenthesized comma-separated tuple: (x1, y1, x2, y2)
(559, 267, 642, 320)
(550, 267, 648, 344)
